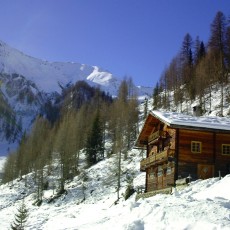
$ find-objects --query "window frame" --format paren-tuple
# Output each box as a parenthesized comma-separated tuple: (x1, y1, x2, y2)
(191, 141, 202, 153)
(222, 144, 230, 156)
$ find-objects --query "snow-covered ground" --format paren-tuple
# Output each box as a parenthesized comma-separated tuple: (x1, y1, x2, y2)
(36, 175, 230, 230)
(0, 146, 229, 230)
(0, 156, 6, 172)
(162, 83, 230, 117)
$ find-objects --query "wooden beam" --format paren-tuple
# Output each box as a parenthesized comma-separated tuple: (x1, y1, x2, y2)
(175, 128, 179, 181)
(213, 132, 216, 165)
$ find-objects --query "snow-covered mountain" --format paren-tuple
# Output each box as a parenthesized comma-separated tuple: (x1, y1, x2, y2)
(0, 40, 152, 96)
(0, 40, 153, 155)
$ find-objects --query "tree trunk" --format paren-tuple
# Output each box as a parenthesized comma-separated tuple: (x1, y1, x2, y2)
(117, 150, 122, 201)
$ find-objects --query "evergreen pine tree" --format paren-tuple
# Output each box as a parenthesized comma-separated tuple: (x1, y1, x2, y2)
(86, 112, 104, 167)
(143, 98, 148, 119)
(180, 33, 195, 101)
(153, 82, 160, 109)
(11, 200, 29, 230)
(194, 36, 206, 66)
(208, 11, 228, 116)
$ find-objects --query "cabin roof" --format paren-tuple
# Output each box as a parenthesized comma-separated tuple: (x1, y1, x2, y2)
(135, 110, 230, 148)
(152, 110, 230, 131)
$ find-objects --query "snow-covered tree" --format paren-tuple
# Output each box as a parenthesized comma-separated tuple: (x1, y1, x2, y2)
(11, 200, 29, 230)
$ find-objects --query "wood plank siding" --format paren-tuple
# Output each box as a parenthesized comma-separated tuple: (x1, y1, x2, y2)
(178, 129, 214, 164)
(146, 164, 175, 191)
(215, 133, 230, 176)
(135, 111, 230, 193)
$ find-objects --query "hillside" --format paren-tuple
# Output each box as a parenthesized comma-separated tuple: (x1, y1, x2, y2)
(0, 98, 230, 229)
(0, 146, 230, 229)
(0, 40, 153, 156)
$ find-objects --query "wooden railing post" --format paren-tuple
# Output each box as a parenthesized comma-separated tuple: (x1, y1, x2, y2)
(140, 148, 174, 171)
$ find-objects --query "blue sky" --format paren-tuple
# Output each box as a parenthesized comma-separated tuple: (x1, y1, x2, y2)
(0, 0, 229, 87)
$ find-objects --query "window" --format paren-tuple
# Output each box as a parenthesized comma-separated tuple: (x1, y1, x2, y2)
(166, 167, 172, 175)
(222, 144, 230, 155)
(157, 165, 163, 176)
(191, 141, 202, 153)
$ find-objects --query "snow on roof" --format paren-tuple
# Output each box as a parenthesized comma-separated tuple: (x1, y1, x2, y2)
(151, 110, 230, 131)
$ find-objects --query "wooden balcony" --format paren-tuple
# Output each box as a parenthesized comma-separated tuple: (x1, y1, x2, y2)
(148, 130, 167, 143)
(140, 149, 174, 171)
(148, 130, 160, 143)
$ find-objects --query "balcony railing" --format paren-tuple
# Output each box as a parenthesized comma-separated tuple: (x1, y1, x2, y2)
(148, 131, 167, 143)
(140, 149, 174, 171)
(148, 130, 160, 143)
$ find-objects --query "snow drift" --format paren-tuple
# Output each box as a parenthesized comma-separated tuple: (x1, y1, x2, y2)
(0, 149, 229, 230)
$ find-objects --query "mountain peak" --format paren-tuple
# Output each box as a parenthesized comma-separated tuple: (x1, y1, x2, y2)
(0, 40, 119, 95)
(0, 40, 152, 97)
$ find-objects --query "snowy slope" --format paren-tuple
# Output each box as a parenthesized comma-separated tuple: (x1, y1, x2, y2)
(0, 156, 6, 183)
(0, 96, 230, 229)
(0, 148, 229, 230)
(0, 72, 45, 156)
(0, 156, 6, 173)
(157, 83, 230, 117)
(0, 40, 112, 93)
(0, 40, 152, 97)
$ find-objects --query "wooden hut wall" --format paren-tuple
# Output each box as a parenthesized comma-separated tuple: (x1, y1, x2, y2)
(178, 162, 198, 180)
(146, 163, 175, 191)
(146, 166, 157, 191)
(215, 133, 230, 176)
(177, 129, 215, 179)
(178, 129, 214, 163)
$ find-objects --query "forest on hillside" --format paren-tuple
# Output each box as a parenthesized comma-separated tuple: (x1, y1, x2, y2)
(153, 11, 230, 116)
(2, 78, 139, 203)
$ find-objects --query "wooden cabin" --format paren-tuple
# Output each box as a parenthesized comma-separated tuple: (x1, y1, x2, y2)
(135, 111, 230, 192)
